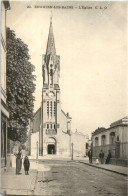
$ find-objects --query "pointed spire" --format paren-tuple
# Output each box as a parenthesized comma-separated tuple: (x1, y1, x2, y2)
(46, 14, 56, 57)
(50, 10, 52, 24)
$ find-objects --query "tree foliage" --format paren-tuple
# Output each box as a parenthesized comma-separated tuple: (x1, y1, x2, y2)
(6, 28, 36, 143)
(93, 127, 106, 135)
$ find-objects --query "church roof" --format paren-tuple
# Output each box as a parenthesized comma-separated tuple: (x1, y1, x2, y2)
(61, 109, 72, 119)
(33, 107, 41, 117)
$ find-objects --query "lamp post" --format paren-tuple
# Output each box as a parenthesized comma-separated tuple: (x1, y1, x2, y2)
(36, 141, 38, 161)
(71, 143, 73, 161)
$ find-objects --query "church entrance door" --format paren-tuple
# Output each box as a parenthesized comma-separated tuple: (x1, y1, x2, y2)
(48, 144, 56, 154)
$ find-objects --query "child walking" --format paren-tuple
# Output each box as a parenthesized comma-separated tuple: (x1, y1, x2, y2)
(23, 156, 30, 175)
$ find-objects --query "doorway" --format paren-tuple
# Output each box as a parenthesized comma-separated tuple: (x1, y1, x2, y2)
(47, 144, 56, 154)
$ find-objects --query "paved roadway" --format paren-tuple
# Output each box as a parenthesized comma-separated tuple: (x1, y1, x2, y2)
(34, 160, 127, 196)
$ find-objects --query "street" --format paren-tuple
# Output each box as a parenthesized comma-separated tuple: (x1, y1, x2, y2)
(34, 160, 127, 196)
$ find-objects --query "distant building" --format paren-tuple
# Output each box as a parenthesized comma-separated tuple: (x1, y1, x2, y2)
(30, 18, 71, 158)
(85, 139, 92, 156)
(92, 116, 128, 166)
(1, 0, 10, 168)
(71, 130, 89, 157)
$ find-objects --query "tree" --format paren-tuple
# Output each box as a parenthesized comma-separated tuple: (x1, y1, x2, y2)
(6, 28, 36, 143)
(93, 127, 106, 135)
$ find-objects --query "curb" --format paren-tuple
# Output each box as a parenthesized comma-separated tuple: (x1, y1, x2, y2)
(77, 161, 127, 177)
(30, 170, 38, 194)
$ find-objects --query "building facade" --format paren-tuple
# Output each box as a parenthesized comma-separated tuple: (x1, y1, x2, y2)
(30, 18, 72, 158)
(71, 130, 88, 157)
(92, 116, 128, 166)
(1, 1, 10, 168)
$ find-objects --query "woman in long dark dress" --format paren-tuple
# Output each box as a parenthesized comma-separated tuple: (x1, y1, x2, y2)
(99, 150, 104, 164)
(15, 149, 22, 175)
(105, 150, 111, 164)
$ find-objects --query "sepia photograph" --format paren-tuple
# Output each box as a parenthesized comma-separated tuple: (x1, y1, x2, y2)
(1, 0, 128, 195)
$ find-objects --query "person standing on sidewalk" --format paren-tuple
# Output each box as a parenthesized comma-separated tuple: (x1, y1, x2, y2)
(24, 156, 30, 175)
(15, 148, 22, 175)
(99, 150, 104, 164)
(88, 149, 93, 164)
(105, 150, 111, 164)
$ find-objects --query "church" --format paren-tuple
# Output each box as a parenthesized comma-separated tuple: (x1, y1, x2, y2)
(29, 18, 72, 158)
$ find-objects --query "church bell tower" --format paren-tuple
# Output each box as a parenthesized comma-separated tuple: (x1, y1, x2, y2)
(39, 17, 61, 156)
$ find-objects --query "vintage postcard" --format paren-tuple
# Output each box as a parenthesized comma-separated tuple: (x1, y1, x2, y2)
(1, 1, 128, 195)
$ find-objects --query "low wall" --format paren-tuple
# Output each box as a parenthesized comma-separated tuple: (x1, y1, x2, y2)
(93, 143, 128, 159)
(109, 158, 128, 167)
(92, 157, 128, 167)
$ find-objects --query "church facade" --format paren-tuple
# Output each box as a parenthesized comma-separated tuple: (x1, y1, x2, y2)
(30, 18, 72, 158)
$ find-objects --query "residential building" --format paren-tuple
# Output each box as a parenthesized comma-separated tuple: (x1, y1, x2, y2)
(92, 116, 128, 166)
(1, 0, 10, 168)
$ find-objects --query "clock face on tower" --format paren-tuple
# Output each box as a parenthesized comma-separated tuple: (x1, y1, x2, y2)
(48, 91, 55, 98)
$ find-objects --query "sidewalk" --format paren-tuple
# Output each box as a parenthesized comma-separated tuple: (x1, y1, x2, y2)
(0, 161, 38, 195)
(75, 157, 127, 176)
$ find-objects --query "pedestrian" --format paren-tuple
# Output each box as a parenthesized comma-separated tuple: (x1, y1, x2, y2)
(99, 150, 104, 164)
(15, 147, 22, 175)
(88, 149, 93, 164)
(23, 156, 30, 175)
(105, 150, 111, 164)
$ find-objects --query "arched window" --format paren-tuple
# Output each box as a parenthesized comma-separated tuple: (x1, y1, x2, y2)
(95, 137, 99, 146)
(101, 135, 106, 146)
(43, 68, 45, 83)
(110, 132, 115, 144)
(50, 68, 53, 85)
(117, 136, 119, 141)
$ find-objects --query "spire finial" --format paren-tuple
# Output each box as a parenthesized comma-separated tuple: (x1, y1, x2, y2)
(50, 10, 52, 24)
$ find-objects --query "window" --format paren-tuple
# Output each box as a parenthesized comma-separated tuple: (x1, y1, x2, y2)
(47, 124, 49, 129)
(95, 137, 99, 146)
(54, 101, 56, 116)
(47, 101, 49, 117)
(117, 136, 119, 141)
(50, 69, 52, 76)
(101, 135, 106, 146)
(50, 69, 53, 85)
(54, 124, 55, 129)
(51, 124, 52, 129)
(50, 101, 52, 117)
(110, 132, 115, 144)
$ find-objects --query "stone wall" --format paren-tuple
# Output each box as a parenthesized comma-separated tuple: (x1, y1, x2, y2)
(71, 132, 87, 157)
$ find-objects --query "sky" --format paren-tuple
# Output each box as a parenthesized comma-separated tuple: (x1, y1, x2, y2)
(7, 1, 127, 138)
